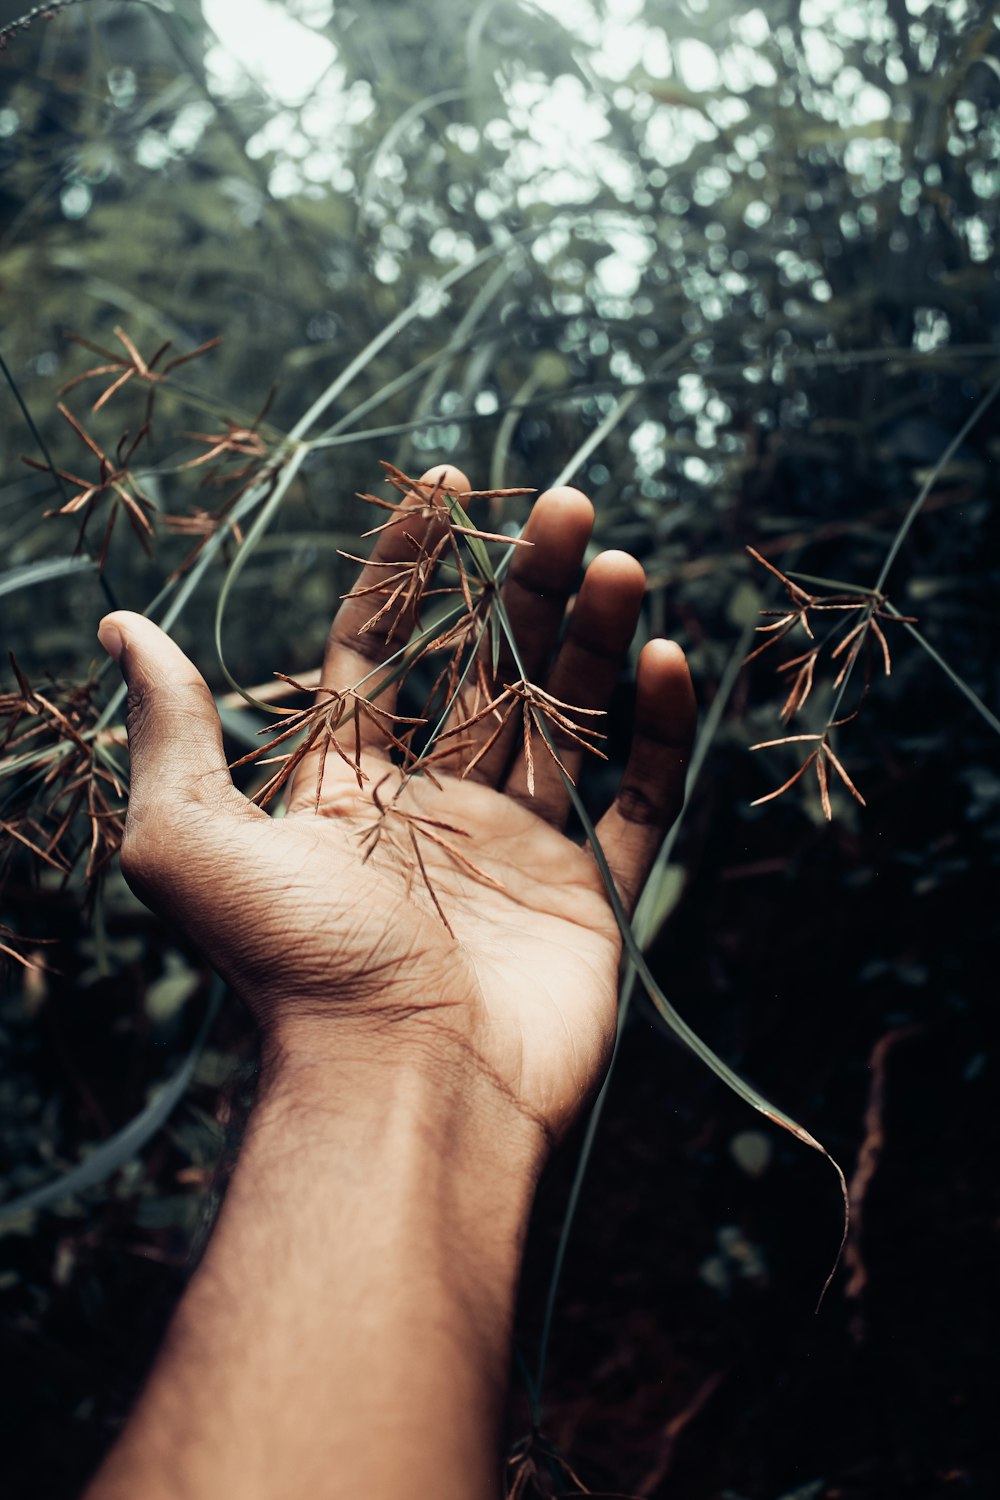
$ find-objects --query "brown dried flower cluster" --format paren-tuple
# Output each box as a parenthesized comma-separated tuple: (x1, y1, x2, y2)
(163, 389, 280, 574)
(356, 775, 508, 938)
(61, 325, 222, 423)
(746, 547, 915, 818)
(750, 729, 866, 820)
(433, 678, 607, 794)
(0, 656, 126, 889)
(505, 1431, 594, 1500)
(230, 464, 607, 931)
(23, 404, 154, 568)
(24, 325, 273, 575)
(230, 675, 423, 811)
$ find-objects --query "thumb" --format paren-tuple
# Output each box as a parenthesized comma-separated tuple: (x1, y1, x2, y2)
(99, 611, 238, 815)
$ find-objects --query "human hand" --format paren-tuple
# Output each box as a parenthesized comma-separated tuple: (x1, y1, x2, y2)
(100, 466, 695, 1162)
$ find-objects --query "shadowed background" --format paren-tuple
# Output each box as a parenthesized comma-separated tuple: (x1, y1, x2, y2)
(1, 1, 998, 1495)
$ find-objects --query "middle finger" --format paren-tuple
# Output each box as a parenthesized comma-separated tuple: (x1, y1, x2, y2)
(438, 485, 594, 785)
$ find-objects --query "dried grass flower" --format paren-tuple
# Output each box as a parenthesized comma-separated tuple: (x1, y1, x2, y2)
(61, 325, 221, 423)
(435, 679, 607, 795)
(746, 547, 917, 818)
(24, 403, 155, 567)
(230, 676, 424, 811)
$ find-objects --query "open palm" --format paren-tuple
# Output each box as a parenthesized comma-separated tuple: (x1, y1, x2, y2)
(104, 468, 695, 1144)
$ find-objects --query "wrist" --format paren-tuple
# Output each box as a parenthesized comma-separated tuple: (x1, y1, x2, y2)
(259, 1010, 551, 1182)
(246, 1030, 541, 1419)
(254, 1020, 545, 1278)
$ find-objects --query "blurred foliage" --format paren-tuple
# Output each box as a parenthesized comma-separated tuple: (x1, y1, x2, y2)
(1, 0, 997, 683)
(1, 0, 999, 1495)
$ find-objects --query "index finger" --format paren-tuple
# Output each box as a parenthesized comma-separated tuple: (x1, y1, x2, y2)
(321, 462, 471, 715)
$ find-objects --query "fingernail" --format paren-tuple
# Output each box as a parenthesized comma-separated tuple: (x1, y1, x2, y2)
(98, 618, 125, 663)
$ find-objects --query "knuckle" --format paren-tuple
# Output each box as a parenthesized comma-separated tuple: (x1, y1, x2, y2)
(614, 782, 667, 827)
(119, 817, 160, 895)
(120, 799, 216, 903)
(122, 810, 173, 888)
(124, 682, 149, 748)
(331, 613, 392, 664)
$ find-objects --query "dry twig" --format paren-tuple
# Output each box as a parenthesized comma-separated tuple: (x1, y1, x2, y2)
(23, 404, 155, 567)
(0, 658, 126, 882)
(230, 677, 424, 811)
(435, 680, 607, 795)
(842, 1024, 922, 1340)
(61, 325, 221, 424)
(356, 777, 507, 937)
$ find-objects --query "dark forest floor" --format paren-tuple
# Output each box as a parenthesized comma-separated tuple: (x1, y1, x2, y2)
(1, 736, 997, 1500)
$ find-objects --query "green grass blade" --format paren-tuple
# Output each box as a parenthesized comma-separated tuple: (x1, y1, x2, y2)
(490, 596, 846, 1418)
(444, 492, 496, 583)
(531, 622, 755, 1420)
(0, 979, 223, 1225)
(786, 571, 880, 596)
(548, 336, 692, 490)
(565, 747, 848, 1309)
(883, 604, 1000, 737)
(874, 373, 1000, 595)
(288, 236, 531, 444)
(0, 556, 97, 599)
(403, 613, 492, 784)
(357, 87, 467, 229)
(490, 607, 502, 678)
(394, 259, 512, 474)
(490, 368, 545, 490)
(213, 448, 309, 705)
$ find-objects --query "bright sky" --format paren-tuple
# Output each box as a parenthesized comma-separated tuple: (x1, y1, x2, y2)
(202, 0, 339, 106)
(200, 0, 731, 101)
(197, 0, 896, 294)
(200, 0, 891, 137)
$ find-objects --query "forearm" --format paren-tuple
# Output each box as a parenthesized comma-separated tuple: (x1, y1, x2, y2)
(85, 1038, 543, 1500)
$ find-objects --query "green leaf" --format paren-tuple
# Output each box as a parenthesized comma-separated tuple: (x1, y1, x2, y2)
(145, 958, 201, 1023)
(727, 580, 764, 628)
(638, 862, 685, 937)
(445, 491, 495, 583)
(0, 556, 97, 600)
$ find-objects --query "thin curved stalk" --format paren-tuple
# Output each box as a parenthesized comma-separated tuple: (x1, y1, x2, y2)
(302, 343, 1000, 460)
(785, 577, 1000, 740)
(492, 596, 847, 1419)
(0, 0, 167, 48)
(530, 622, 756, 1422)
(826, 372, 1000, 727)
(490, 368, 545, 491)
(394, 259, 513, 474)
(882, 604, 1000, 737)
(90, 231, 542, 723)
(92, 446, 293, 733)
(208, 204, 657, 704)
(0, 346, 119, 612)
(874, 373, 1000, 594)
(211, 235, 541, 701)
(357, 87, 468, 231)
(549, 337, 693, 492)
(213, 450, 310, 705)
(289, 235, 534, 443)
